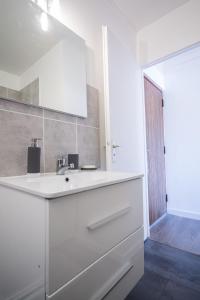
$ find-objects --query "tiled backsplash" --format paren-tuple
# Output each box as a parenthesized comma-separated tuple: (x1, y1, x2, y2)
(0, 85, 100, 177)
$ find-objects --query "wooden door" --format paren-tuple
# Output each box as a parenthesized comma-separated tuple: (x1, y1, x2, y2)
(144, 76, 167, 225)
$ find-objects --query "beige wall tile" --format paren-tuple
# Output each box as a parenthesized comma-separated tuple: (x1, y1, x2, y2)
(32, 78, 39, 106)
(78, 85, 99, 128)
(44, 119, 76, 172)
(7, 88, 21, 102)
(0, 85, 100, 177)
(44, 109, 76, 124)
(77, 125, 100, 168)
(20, 82, 32, 104)
(0, 98, 43, 117)
(0, 110, 43, 176)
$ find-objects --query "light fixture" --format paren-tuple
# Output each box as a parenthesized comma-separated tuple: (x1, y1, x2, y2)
(40, 11, 48, 31)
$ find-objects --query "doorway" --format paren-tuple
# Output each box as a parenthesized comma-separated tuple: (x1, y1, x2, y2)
(144, 76, 167, 226)
(144, 45, 200, 255)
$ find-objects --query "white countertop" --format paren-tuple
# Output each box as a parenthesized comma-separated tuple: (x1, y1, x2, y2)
(0, 170, 143, 199)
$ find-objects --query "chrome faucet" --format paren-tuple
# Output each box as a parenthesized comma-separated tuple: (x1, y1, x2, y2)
(56, 157, 74, 175)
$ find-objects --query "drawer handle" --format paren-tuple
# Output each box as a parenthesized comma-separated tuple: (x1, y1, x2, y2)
(87, 206, 131, 231)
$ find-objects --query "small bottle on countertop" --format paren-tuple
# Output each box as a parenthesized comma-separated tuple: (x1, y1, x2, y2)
(27, 138, 42, 174)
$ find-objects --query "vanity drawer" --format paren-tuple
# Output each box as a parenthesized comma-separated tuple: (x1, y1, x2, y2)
(47, 178, 143, 295)
(47, 227, 144, 300)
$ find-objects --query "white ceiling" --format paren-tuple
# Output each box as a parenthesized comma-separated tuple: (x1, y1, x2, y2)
(111, 0, 190, 31)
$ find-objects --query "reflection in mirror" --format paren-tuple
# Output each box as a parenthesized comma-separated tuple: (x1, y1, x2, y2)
(0, 0, 87, 117)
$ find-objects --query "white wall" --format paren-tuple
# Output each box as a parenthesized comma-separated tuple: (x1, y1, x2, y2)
(137, 0, 200, 66)
(53, 0, 143, 170)
(161, 50, 200, 220)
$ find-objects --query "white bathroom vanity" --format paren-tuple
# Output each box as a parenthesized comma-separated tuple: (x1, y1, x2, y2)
(0, 171, 144, 300)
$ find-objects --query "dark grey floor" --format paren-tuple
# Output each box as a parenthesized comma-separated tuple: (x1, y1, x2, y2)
(126, 239, 200, 300)
(150, 214, 200, 255)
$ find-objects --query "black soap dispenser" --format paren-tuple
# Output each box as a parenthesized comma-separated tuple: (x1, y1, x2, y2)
(27, 138, 42, 174)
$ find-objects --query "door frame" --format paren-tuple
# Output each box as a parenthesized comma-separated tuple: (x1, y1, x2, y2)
(102, 25, 112, 171)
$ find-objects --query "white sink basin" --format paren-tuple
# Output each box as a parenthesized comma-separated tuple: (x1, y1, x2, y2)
(0, 171, 143, 198)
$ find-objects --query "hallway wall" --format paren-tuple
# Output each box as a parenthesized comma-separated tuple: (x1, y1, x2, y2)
(164, 51, 200, 219)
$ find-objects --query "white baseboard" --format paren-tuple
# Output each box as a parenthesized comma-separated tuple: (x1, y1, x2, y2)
(168, 208, 200, 221)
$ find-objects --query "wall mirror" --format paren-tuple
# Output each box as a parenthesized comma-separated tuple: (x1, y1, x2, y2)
(0, 0, 87, 117)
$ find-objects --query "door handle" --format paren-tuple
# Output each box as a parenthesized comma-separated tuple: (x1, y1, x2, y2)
(112, 144, 120, 149)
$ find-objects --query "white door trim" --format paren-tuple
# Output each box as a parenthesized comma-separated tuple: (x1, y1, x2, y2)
(102, 25, 112, 171)
(140, 71, 150, 239)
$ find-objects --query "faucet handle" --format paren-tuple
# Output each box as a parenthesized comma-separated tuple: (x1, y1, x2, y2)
(57, 156, 66, 170)
(57, 158, 63, 167)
